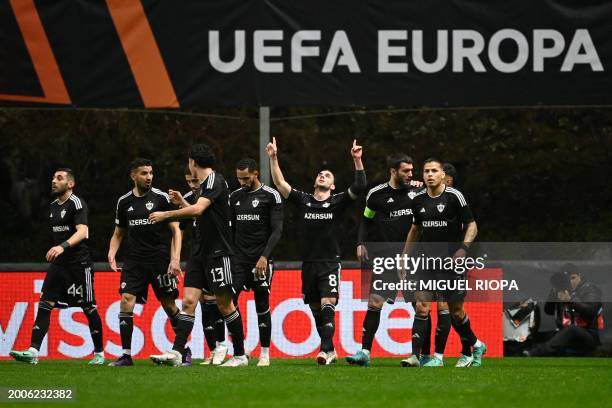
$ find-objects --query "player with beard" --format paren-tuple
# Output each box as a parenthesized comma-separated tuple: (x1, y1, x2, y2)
(10, 169, 105, 365)
(347, 154, 422, 366)
(401, 158, 486, 368)
(267, 138, 366, 365)
(230, 158, 283, 366)
(175, 167, 227, 365)
(149, 144, 248, 367)
(107, 158, 183, 366)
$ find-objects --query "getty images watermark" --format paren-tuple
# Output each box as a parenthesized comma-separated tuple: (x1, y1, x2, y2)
(370, 253, 519, 292)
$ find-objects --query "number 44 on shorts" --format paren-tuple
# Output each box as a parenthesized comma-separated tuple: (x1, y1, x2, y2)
(67, 283, 83, 297)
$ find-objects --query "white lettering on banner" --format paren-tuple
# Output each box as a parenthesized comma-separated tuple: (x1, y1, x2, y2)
(209, 29, 603, 74)
(0, 302, 28, 355)
(337, 282, 366, 352)
(209, 30, 246, 73)
(271, 298, 320, 356)
(255, 30, 284, 73)
(104, 302, 145, 357)
(380, 29, 608, 74)
(376, 302, 415, 355)
(58, 309, 92, 358)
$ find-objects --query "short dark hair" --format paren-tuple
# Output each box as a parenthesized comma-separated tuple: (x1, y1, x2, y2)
(129, 158, 152, 172)
(443, 163, 458, 179)
(236, 158, 258, 172)
(562, 263, 580, 276)
(184, 166, 192, 176)
(423, 157, 444, 169)
(386, 154, 413, 171)
(189, 144, 216, 168)
(55, 168, 75, 182)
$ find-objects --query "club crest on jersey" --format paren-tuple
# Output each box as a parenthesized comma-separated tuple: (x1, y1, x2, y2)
(437, 203, 445, 213)
(322, 202, 330, 208)
(420, 207, 426, 213)
(306, 202, 312, 207)
(49, 213, 53, 218)
(252, 199, 259, 208)
(408, 191, 416, 199)
(387, 197, 394, 203)
(60, 209, 66, 219)
(146, 201, 154, 211)
(236, 201, 240, 206)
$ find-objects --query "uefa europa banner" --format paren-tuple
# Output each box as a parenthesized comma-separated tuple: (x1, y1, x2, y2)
(2, 0, 611, 107)
(0, 270, 502, 359)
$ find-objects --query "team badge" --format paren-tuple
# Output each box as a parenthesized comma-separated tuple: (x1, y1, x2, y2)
(60, 209, 66, 219)
(236, 201, 240, 206)
(387, 197, 394, 203)
(306, 202, 311, 207)
(49, 213, 53, 218)
(121, 282, 126, 289)
(408, 191, 416, 199)
(420, 207, 426, 213)
(252, 199, 259, 208)
(437, 203, 445, 213)
(146, 201, 154, 211)
(322, 202, 330, 208)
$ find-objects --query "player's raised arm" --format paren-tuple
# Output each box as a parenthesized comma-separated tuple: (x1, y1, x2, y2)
(348, 139, 367, 199)
(266, 137, 292, 199)
(107, 226, 126, 271)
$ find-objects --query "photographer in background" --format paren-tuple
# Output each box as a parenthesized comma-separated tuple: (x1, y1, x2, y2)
(525, 263, 602, 357)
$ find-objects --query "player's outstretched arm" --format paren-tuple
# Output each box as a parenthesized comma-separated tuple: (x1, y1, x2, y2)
(167, 221, 182, 277)
(266, 137, 292, 199)
(348, 139, 367, 199)
(107, 226, 126, 271)
(149, 197, 211, 223)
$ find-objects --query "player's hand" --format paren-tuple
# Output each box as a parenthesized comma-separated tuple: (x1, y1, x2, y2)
(255, 256, 268, 279)
(168, 190, 184, 206)
(350, 139, 363, 160)
(557, 290, 571, 302)
(266, 137, 278, 158)
(45, 245, 64, 262)
(149, 211, 168, 224)
(266, 137, 278, 159)
(357, 244, 369, 262)
(168, 259, 182, 279)
(108, 255, 119, 272)
(409, 180, 424, 188)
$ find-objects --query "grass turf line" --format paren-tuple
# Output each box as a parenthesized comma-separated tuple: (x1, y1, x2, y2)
(1, 358, 611, 408)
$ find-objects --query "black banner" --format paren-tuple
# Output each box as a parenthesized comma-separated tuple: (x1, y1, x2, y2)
(2, 0, 612, 107)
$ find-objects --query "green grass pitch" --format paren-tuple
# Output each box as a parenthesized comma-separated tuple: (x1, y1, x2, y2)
(2, 358, 611, 407)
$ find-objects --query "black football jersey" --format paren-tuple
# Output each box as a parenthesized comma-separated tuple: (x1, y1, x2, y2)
(194, 172, 234, 258)
(49, 194, 90, 265)
(288, 188, 354, 262)
(115, 188, 173, 263)
(363, 183, 421, 242)
(230, 184, 283, 263)
(179, 190, 200, 257)
(411, 186, 474, 255)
